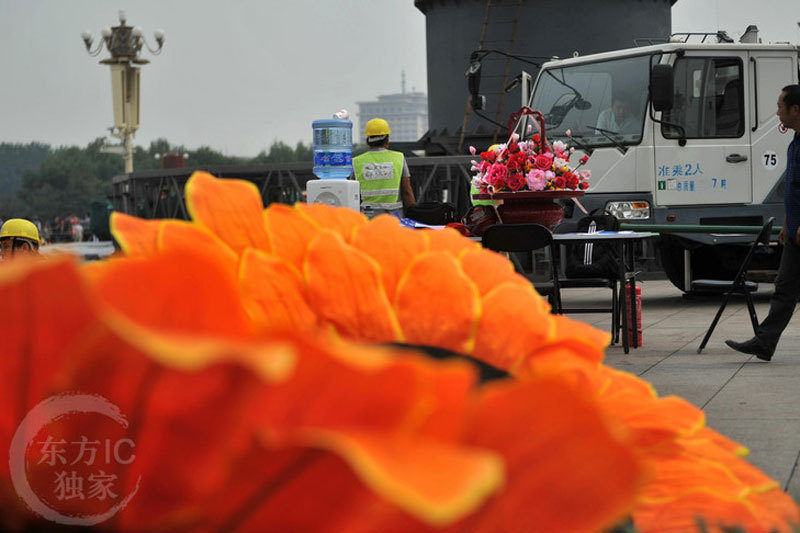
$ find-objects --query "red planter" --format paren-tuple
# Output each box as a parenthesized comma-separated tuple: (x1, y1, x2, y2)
(472, 190, 585, 228)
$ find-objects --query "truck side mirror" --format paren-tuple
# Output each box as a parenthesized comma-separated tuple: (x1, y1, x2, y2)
(650, 64, 674, 112)
(466, 60, 484, 111)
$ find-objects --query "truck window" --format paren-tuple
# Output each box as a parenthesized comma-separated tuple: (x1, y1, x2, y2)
(530, 55, 651, 148)
(662, 57, 744, 139)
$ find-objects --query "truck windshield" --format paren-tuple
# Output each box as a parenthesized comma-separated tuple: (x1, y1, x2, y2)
(530, 55, 652, 147)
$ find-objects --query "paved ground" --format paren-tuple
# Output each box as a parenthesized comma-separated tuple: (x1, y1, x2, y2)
(562, 278, 800, 500)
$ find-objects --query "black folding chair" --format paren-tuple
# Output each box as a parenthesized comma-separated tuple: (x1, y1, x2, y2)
(696, 217, 775, 353)
(552, 221, 620, 342)
(481, 223, 562, 312)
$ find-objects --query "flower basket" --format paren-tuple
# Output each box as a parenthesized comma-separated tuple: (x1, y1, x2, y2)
(470, 107, 590, 226)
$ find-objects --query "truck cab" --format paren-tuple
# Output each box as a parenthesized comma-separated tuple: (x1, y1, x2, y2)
(528, 35, 800, 290)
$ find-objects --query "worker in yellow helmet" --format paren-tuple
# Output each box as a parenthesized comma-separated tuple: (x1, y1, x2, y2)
(0, 218, 40, 261)
(352, 118, 416, 218)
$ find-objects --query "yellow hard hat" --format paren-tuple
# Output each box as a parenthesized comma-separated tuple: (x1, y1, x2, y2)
(0, 218, 40, 244)
(365, 118, 391, 137)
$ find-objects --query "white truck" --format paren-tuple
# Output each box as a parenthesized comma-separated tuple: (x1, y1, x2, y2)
(524, 29, 799, 291)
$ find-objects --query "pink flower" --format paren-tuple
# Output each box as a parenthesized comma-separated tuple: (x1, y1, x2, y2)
(525, 169, 547, 191)
(469, 146, 477, 155)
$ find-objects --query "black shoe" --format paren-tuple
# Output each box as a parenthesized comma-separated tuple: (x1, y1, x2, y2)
(725, 338, 774, 361)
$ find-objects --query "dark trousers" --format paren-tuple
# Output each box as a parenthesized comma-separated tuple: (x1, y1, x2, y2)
(757, 238, 800, 350)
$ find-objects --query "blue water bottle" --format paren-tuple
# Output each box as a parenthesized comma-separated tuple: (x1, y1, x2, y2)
(312, 115, 353, 179)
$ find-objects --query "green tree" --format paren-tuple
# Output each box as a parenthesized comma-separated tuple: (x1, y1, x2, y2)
(0, 142, 51, 217)
(251, 140, 314, 164)
(18, 139, 122, 220)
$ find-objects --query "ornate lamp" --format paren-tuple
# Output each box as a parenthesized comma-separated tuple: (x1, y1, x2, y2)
(81, 11, 164, 173)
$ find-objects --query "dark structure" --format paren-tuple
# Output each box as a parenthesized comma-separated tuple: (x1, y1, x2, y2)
(111, 156, 474, 221)
(415, 0, 677, 154)
(111, 1, 679, 219)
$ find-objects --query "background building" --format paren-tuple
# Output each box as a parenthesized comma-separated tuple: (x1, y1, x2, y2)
(357, 72, 429, 143)
(415, 0, 678, 154)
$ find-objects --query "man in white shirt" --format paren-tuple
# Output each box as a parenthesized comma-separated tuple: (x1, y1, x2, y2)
(595, 96, 638, 134)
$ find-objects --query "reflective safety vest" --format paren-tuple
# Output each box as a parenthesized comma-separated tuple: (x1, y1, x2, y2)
(470, 183, 496, 206)
(353, 150, 404, 211)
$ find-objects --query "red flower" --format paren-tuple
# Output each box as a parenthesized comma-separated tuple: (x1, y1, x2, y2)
(507, 172, 526, 191)
(508, 142, 520, 153)
(533, 154, 553, 171)
(553, 176, 566, 189)
(486, 164, 509, 188)
(579, 155, 590, 165)
(579, 181, 589, 190)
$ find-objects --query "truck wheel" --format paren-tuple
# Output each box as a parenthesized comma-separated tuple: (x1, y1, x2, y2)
(657, 235, 689, 292)
(658, 235, 751, 293)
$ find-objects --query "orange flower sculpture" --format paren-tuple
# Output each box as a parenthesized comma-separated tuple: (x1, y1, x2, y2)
(104, 171, 799, 532)
(0, 253, 640, 531)
(2, 170, 795, 533)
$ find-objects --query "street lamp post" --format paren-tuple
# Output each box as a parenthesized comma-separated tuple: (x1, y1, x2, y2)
(81, 11, 164, 173)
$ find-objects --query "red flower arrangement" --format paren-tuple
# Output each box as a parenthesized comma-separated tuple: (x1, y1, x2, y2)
(471, 132, 591, 194)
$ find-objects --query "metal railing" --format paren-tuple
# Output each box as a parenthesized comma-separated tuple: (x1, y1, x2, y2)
(110, 156, 476, 220)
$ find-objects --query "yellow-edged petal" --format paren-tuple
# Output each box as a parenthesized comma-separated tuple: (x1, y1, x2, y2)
(471, 284, 555, 371)
(351, 215, 429, 302)
(395, 251, 481, 355)
(263, 203, 321, 270)
(239, 248, 318, 332)
(291, 429, 504, 527)
(304, 230, 402, 342)
(110, 212, 162, 256)
(184, 171, 271, 255)
(294, 202, 367, 243)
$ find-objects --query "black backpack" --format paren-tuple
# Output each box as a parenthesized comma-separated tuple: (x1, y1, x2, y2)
(404, 202, 458, 225)
(563, 210, 620, 279)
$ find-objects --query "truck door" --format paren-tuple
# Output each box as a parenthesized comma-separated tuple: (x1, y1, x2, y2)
(748, 50, 798, 204)
(654, 53, 751, 206)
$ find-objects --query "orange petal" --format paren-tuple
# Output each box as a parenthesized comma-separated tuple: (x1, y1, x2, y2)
(294, 202, 367, 243)
(0, 257, 98, 479)
(633, 492, 764, 533)
(158, 219, 238, 270)
(351, 215, 429, 301)
(263, 203, 322, 271)
(465, 378, 642, 532)
(110, 212, 162, 256)
(696, 426, 749, 457)
(530, 315, 608, 365)
(458, 248, 530, 296)
(395, 251, 480, 355)
(90, 247, 254, 339)
(472, 284, 555, 371)
(184, 171, 271, 255)
(303, 230, 401, 342)
(239, 248, 318, 332)
(292, 429, 503, 526)
(424, 227, 479, 256)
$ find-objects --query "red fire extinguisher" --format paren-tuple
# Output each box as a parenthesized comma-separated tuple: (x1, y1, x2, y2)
(625, 285, 643, 346)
